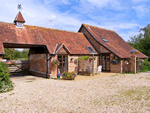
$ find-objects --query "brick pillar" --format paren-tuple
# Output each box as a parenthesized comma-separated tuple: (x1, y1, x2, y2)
(130, 55, 136, 73)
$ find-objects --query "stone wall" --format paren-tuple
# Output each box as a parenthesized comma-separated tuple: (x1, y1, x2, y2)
(130, 55, 136, 73)
(68, 56, 78, 73)
(79, 56, 98, 74)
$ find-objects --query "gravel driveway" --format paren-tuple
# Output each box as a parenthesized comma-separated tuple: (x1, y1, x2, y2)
(0, 73, 150, 113)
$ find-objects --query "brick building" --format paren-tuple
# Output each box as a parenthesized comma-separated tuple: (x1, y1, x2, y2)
(0, 11, 148, 78)
(79, 24, 148, 73)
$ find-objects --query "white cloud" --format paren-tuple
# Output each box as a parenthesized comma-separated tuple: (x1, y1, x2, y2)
(132, 5, 150, 18)
(0, 0, 147, 42)
(91, 22, 141, 33)
(0, 0, 82, 31)
(78, 0, 125, 11)
(87, 0, 121, 9)
(118, 31, 140, 42)
(43, 0, 70, 5)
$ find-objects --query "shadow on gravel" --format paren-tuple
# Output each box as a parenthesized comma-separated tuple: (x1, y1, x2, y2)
(9, 70, 32, 78)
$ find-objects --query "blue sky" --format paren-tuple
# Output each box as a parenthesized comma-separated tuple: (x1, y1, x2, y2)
(0, 0, 150, 42)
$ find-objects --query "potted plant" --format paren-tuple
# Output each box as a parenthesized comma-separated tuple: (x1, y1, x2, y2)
(51, 59, 60, 66)
(74, 59, 78, 64)
(57, 74, 61, 79)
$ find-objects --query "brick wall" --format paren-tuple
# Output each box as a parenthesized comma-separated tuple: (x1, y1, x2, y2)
(122, 60, 131, 73)
(29, 54, 58, 78)
(30, 54, 47, 74)
(49, 55, 57, 78)
(110, 54, 122, 73)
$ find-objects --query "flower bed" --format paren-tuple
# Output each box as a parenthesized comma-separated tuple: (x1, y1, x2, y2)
(62, 72, 77, 80)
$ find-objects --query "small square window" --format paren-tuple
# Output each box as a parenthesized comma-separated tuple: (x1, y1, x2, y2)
(100, 37, 108, 43)
(86, 46, 95, 53)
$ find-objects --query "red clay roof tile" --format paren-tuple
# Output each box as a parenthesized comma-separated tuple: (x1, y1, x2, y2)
(82, 24, 148, 58)
(0, 22, 97, 55)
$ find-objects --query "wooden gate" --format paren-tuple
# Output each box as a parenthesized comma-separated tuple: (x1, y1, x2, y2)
(8, 61, 29, 72)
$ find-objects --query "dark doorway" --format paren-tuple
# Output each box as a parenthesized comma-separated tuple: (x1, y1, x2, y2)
(102, 54, 110, 71)
(57, 55, 68, 74)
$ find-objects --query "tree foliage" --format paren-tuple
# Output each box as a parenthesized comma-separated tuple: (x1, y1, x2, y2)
(128, 24, 150, 58)
(0, 62, 14, 93)
(3, 49, 29, 60)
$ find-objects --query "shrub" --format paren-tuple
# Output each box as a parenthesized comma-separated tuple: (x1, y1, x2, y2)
(0, 62, 14, 93)
(142, 59, 150, 72)
(62, 72, 77, 80)
(79, 56, 89, 61)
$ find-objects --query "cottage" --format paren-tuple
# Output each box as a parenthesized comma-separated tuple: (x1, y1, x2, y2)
(0, 11, 148, 78)
(79, 24, 148, 73)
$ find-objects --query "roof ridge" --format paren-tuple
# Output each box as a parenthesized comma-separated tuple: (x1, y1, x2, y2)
(0, 21, 83, 34)
(83, 23, 116, 33)
(24, 24, 83, 34)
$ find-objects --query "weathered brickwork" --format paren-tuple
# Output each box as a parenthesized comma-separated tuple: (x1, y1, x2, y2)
(110, 54, 123, 73)
(122, 60, 131, 73)
(49, 55, 58, 78)
(30, 54, 47, 74)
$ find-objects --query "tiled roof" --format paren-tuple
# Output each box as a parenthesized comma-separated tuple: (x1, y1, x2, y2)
(55, 43, 71, 54)
(0, 22, 97, 55)
(82, 24, 148, 58)
(14, 11, 25, 23)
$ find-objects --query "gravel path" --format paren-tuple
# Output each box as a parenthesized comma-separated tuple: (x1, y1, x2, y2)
(0, 73, 150, 113)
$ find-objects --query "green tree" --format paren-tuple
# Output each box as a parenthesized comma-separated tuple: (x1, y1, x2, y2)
(14, 50, 22, 59)
(22, 49, 29, 58)
(128, 24, 150, 58)
(4, 48, 29, 60)
(4, 48, 16, 59)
